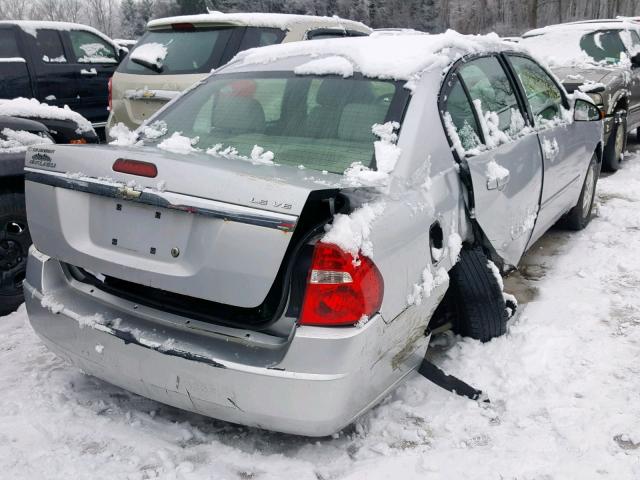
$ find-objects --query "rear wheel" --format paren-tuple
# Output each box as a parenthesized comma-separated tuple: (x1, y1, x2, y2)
(563, 154, 598, 231)
(448, 247, 507, 343)
(603, 111, 626, 172)
(0, 192, 30, 316)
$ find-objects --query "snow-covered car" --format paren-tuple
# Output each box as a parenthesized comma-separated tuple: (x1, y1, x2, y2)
(522, 20, 640, 171)
(0, 100, 98, 315)
(106, 12, 371, 135)
(24, 32, 602, 436)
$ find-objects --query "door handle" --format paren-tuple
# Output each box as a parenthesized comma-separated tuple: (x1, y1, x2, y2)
(486, 173, 510, 191)
(80, 68, 97, 76)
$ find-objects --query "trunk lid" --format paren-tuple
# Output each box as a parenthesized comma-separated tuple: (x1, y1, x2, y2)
(24, 144, 340, 308)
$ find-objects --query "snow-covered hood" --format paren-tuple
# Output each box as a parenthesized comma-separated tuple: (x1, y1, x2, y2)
(551, 66, 616, 87)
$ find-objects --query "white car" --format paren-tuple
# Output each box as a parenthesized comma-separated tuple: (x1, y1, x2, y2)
(25, 33, 602, 437)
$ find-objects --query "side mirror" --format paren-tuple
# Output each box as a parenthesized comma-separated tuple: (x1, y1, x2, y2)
(117, 47, 129, 63)
(632, 53, 640, 69)
(574, 98, 602, 122)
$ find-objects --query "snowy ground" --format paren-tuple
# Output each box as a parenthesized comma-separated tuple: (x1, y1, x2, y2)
(3, 147, 640, 479)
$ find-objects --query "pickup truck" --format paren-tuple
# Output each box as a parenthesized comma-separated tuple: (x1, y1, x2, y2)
(0, 20, 127, 136)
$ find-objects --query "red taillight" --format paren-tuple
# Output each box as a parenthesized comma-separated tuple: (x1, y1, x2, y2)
(112, 158, 158, 178)
(69, 138, 87, 144)
(300, 242, 384, 326)
(172, 23, 195, 31)
(108, 76, 113, 111)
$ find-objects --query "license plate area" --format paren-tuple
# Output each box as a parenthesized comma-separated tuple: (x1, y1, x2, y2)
(89, 196, 193, 260)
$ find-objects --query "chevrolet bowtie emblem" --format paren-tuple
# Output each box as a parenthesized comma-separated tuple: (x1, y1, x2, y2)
(117, 185, 142, 200)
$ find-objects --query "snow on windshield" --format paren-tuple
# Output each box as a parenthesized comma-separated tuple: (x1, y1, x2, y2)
(0, 97, 94, 134)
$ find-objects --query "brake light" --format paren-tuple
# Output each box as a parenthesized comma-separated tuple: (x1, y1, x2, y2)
(69, 138, 87, 144)
(112, 158, 158, 178)
(108, 76, 112, 111)
(172, 23, 195, 31)
(300, 242, 384, 326)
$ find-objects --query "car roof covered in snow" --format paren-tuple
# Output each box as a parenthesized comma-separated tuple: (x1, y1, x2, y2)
(0, 20, 118, 48)
(524, 20, 639, 37)
(223, 30, 521, 86)
(146, 11, 371, 32)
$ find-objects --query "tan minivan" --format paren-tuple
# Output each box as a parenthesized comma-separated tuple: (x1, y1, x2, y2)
(106, 12, 371, 135)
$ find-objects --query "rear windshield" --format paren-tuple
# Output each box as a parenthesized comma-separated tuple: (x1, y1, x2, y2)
(119, 26, 286, 75)
(146, 73, 406, 174)
(580, 30, 627, 64)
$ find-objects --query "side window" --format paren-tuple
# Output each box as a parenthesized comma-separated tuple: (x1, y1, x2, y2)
(443, 76, 482, 153)
(0, 29, 21, 58)
(239, 28, 286, 51)
(68, 30, 117, 64)
(509, 56, 564, 123)
(458, 56, 522, 133)
(34, 30, 67, 63)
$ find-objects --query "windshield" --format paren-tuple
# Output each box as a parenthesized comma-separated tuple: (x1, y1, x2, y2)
(146, 73, 405, 174)
(580, 30, 627, 64)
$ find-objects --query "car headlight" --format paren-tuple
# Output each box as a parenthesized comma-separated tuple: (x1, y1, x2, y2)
(588, 92, 604, 107)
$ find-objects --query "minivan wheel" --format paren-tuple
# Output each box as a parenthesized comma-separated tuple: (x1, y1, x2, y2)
(563, 154, 598, 231)
(603, 112, 626, 172)
(448, 247, 507, 343)
(0, 192, 30, 316)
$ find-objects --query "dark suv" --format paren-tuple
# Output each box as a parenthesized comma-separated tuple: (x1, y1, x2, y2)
(522, 20, 640, 171)
(0, 21, 127, 135)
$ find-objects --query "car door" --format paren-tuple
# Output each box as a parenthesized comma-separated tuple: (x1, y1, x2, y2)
(506, 54, 588, 244)
(0, 26, 33, 99)
(441, 55, 543, 268)
(624, 28, 640, 129)
(23, 28, 79, 111)
(64, 29, 119, 125)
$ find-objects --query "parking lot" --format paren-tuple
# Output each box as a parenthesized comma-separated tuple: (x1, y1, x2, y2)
(2, 142, 639, 479)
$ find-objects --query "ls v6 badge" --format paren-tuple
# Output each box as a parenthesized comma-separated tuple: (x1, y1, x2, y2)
(250, 198, 293, 210)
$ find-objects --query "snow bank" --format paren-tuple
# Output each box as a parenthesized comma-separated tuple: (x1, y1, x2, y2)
(0, 97, 93, 134)
(0, 128, 53, 153)
(130, 42, 167, 70)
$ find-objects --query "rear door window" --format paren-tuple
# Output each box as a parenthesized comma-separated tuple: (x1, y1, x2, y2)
(0, 28, 21, 58)
(68, 30, 117, 64)
(34, 30, 67, 63)
(458, 56, 523, 134)
(120, 27, 234, 75)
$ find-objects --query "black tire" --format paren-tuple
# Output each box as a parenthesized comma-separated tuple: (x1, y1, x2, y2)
(603, 112, 627, 172)
(563, 154, 598, 231)
(449, 247, 507, 343)
(0, 192, 31, 316)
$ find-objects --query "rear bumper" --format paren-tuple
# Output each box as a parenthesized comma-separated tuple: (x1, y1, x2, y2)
(25, 247, 431, 436)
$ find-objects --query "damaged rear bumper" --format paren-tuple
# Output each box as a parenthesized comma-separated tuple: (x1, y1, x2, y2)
(25, 247, 431, 437)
